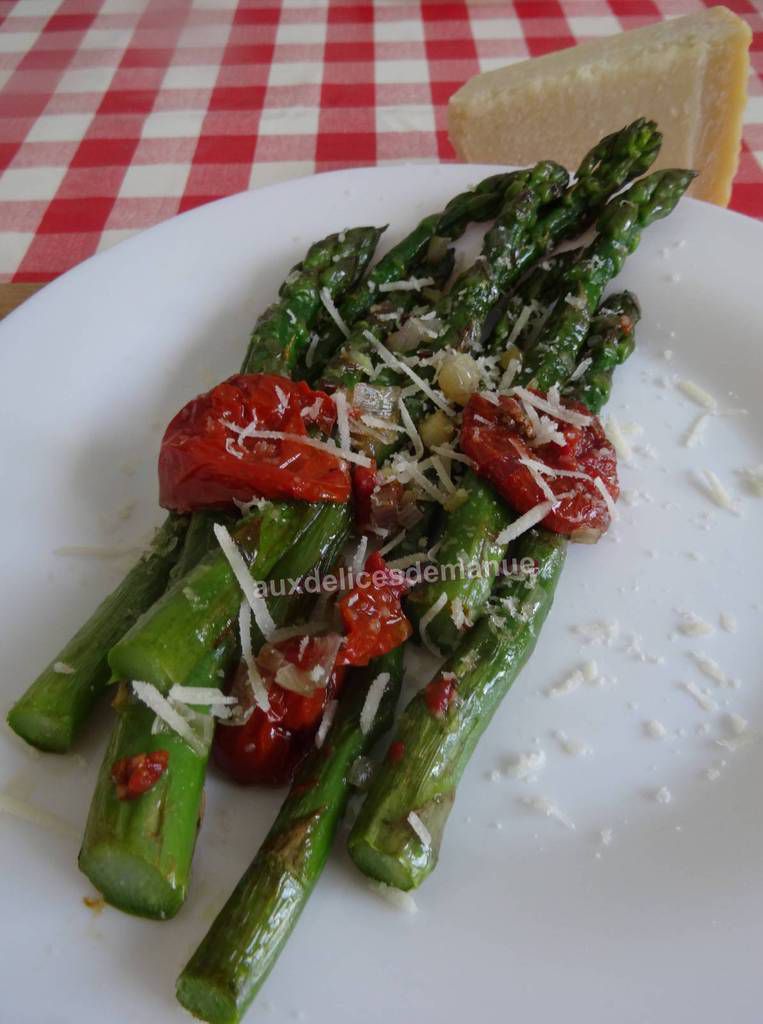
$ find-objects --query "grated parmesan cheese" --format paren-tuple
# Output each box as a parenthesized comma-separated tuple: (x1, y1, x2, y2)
(505, 749, 546, 779)
(676, 379, 717, 411)
(680, 681, 718, 712)
(168, 686, 236, 707)
(568, 356, 592, 383)
(654, 786, 672, 805)
(315, 699, 338, 749)
(418, 593, 447, 657)
(365, 332, 454, 415)
(222, 423, 371, 469)
(553, 730, 591, 757)
(359, 671, 390, 735)
(520, 795, 575, 830)
(132, 681, 206, 755)
(512, 385, 592, 428)
(683, 413, 709, 448)
(696, 469, 740, 515)
(319, 287, 349, 337)
(738, 465, 763, 497)
(53, 661, 75, 675)
(333, 389, 352, 454)
(604, 415, 632, 463)
(690, 651, 732, 687)
(398, 396, 424, 459)
(407, 811, 432, 848)
(548, 669, 583, 698)
(495, 500, 557, 546)
(238, 600, 270, 712)
(378, 276, 435, 293)
(676, 610, 714, 637)
(644, 719, 667, 739)
(214, 523, 276, 641)
(571, 619, 619, 647)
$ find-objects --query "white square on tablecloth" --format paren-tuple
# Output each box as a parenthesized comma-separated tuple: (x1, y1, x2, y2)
(57, 67, 116, 94)
(267, 61, 324, 87)
(119, 163, 190, 198)
(79, 28, 132, 52)
(26, 114, 94, 144)
(96, 229, 138, 253)
(275, 21, 327, 46)
(141, 110, 207, 140)
(567, 15, 620, 37)
(374, 18, 425, 44)
(745, 96, 763, 123)
(375, 105, 436, 134)
(478, 54, 523, 73)
(258, 106, 319, 136)
(0, 32, 40, 55)
(375, 60, 428, 85)
(0, 233, 33, 277)
(248, 162, 314, 190)
(468, 18, 525, 41)
(162, 65, 220, 91)
(0, 166, 68, 202)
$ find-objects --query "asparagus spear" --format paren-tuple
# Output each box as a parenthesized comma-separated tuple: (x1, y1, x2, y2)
(7, 226, 383, 753)
(79, 502, 352, 919)
(406, 169, 694, 654)
(347, 296, 642, 890)
(176, 648, 404, 1023)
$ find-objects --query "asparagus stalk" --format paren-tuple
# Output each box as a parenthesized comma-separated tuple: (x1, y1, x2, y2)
(6, 226, 382, 753)
(406, 169, 694, 654)
(6, 517, 187, 753)
(79, 502, 352, 919)
(176, 648, 404, 1023)
(347, 295, 642, 890)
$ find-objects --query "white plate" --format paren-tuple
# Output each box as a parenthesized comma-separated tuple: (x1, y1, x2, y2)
(1, 166, 762, 1024)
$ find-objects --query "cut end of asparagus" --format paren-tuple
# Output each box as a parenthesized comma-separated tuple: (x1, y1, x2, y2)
(6, 702, 75, 754)
(78, 841, 186, 920)
(347, 834, 424, 892)
(176, 974, 238, 1024)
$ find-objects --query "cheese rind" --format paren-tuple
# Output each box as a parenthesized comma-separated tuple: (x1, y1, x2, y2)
(448, 7, 751, 207)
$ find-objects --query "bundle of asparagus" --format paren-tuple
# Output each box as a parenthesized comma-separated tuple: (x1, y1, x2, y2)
(6, 118, 697, 1024)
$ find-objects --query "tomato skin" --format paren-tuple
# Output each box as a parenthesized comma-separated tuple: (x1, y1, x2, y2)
(387, 740, 406, 765)
(352, 462, 377, 533)
(424, 674, 457, 717)
(338, 551, 412, 667)
(111, 750, 169, 800)
(461, 391, 619, 536)
(213, 637, 346, 787)
(159, 373, 350, 512)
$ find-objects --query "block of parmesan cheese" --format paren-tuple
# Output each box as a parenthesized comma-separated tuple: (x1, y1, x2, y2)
(448, 7, 750, 207)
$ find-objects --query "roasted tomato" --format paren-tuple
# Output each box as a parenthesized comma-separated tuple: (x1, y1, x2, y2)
(338, 551, 412, 666)
(111, 750, 169, 800)
(461, 390, 618, 539)
(159, 373, 350, 512)
(352, 460, 420, 535)
(213, 635, 346, 786)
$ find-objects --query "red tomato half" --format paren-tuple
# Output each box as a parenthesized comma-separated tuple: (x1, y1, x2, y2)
(159, 373, 350, 512)
(461, 391, 619, 538)
(213, 635, 346, 786)
(338, 551, 412, 666)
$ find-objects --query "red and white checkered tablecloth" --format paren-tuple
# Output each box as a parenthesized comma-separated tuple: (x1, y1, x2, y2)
(0, 0, 761, 283)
